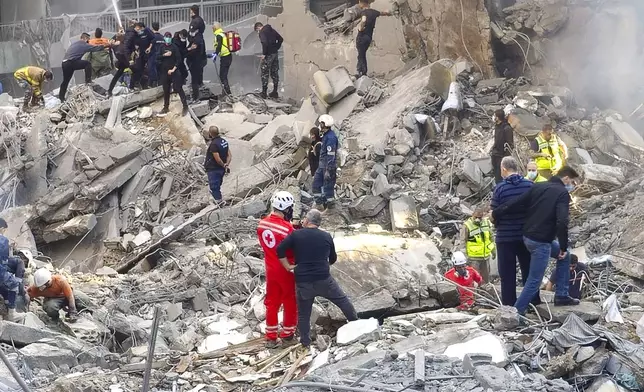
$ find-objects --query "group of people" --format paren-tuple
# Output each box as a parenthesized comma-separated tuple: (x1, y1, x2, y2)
(445, 109, 585, 316)
(0, 219, 87, 323)
(13, 4, 286, 114)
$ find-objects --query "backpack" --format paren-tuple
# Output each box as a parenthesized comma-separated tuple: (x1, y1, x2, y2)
(224, 31, 241, 53)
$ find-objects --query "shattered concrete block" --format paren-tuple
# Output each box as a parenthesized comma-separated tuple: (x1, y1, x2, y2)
(394, 143, 412, 156)
(42, 221, 69, 243)
(580, 164, 624, 189)
(133, 231, 151, 246)
(536, 301, 601, 323)
(166, 303, 183, 322)
(456, 182, 473, 197)
(605, 116, 644, 149)
(170, 326, 199, 352)
(384, 155, 405, 166)
(20, 343, 78, 369)
(336, 318, 379, 345)
(190, 101, 210, 118)
(0, 93, 14, 106)
(121, 165, 154, 206)
(35, 185, 77, 216)
(349, 195, 387, 218)
(611, 254, 644, 281)
(93, 155, 115, 171)
(232, 101, 252, 119)
(390, 195, 419, 230)
(427, 61, 452, 100)
(475, 93, 499, 105)
(461, 159, 484, 189)
(354, 290, 396, 316)
(97, 86, 164, 114)
(363, 86, 384, 106)
(427, 276, 460, 308)
(160, 174, 174, 202)
(328, 93, 361, 127)
(471, 157, 492, 175)
(222, 156, 289, 199)
(372, 174, 390, 197)
(204, 113, 261, 140)
(513, 91, 539, 112)
(82, 149, 153, 201)
(105, 96, 125, 129)
(574, 148, 593, 164)
(475, 78, 505, 94)
(108, 142, 143, 163)
(138, 106, 153, 119)
(272, 124, 295, 145)
(507, 109, 550, 138)
(462, 353, 493, 374)
(492, 305, 520, 331)
(0, 321, 60, 346)
(192, 288, 209, 312)
(250, 114, 296, 152)
(355, 76, 373, 96)
(325, 65, 356, 104)
(60, 214, 97, 236)
(473, 364, 513, 391)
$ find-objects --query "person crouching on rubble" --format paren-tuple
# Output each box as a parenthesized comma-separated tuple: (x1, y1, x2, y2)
(13, 66, 53, 111)
(546, 254, 587, 300)
(257, 191, 298, 348)
(461, 205, 495, 282)
(311, 115, 338, 210)
(277, 209, 358, 350)
(27, 268, 89, 322)
(444, 251, 483, 310)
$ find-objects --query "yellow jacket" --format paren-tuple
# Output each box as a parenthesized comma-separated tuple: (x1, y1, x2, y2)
(213, 28, 231, 57)
(14, 66, 47, 97)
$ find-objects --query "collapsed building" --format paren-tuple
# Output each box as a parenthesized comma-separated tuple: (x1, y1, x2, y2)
(0, 0, 643, 391)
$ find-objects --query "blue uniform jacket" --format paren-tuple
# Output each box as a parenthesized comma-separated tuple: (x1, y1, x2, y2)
(319, 130, 338, 169)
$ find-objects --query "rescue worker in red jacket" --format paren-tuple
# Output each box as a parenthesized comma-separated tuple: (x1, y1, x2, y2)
(257, 191, 297, 348)
(444, 251, 483, 310)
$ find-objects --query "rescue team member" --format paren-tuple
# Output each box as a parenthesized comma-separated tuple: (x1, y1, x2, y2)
(131, 22, 155, 90)
(444, 251, 483, 310)
(491, 109, 514, 184)
(87, 28, 113, 79)
(530, 124, 568, 180)
(308, 127, 322, 175)
(13, 66, 53, 110)
(186, 24, 206, 103)
(212, 22, 233, 96)
(491, 157, 534, 306)
(312, 115, 338, 210)
(526, 161, 547, 183)
(172, 30, 190, 84)
(147, 22, 164, 88)
(277, 209, 358, 349)
(355, 0, 392, 78)
(2, 250, 30, 313)
(461, 206, 495, 283)
(0, 221, 25, 322)
(157, 32, 189, 116)
(59, 33, 105, 102)
(546, 254, 586, 299)
(107, 22, 138, 97)
(254, 22, 283, 99)
(493, 166, 580, 315)
(258, 192, 298, 348)
(204, 126, 231, 204)
(0, 218, 8, 258)
(28, 268, 90, 322)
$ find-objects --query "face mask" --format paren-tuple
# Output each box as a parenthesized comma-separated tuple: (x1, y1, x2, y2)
(181, 38, 187, 42)
(565, 184, 575, 193)
(137, 30, 143, 35)
(164, 37, 172, 44)
(526, 171, 537, 180)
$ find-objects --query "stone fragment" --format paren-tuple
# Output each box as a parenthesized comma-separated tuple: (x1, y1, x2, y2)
(611, 255, 644, 281)
(250, 114, 296, 151)
(427, 61, 452, 100)
(95, 266, 118, 276)
(354, 290, 396, 316)
(192, 288, 209, 312)
(536, 301, 601, 323)
(576, 346, 595, 363)
(580, 164, 624, 189)
(105, 96, 124, 129)
(82, 149, 154, 200)
(384, 155, 405, 166)
(93, 155, 115, 171)
(492, 305, 519, 331)
(355, 76, 373, 96)
(507, 109, 549, 138)
(473, 364, 512, 391)
(605, 116, 644, 149)
(108, 142, 144, 163)
(197, 332, 248, 354)
(456, 182, 472, 197)
(132, 231, 151, 246)
(19, 343, 77, 369)
(461, 159, 484, 189)
(160, 174, 174, 201)
(98, 86, 164, 114)
(138, 106, 153, 119)
(328, 93, 361, 126)
(475, 93, 499, 105)
(427, 277, 459, 308)
(190, 101, 210, 118)
(60, 214, 97, 236)
(121, 165, 155, 206)
(390, 195, 419, 230)
(472, 157, 492, 175)
(371, 174, 401, 199)
(336, 318, 379, 345)
(324, 65, 356, 103)
(166, 303, 183, 322)
(233, 101, 252, 119)
(171, 326, 199, 352)
(462, 353, 493, 374)
(475, 78, 505, 93)
(272, 124, 295, 145)
(513, 91, 539, 112)
(350, 195, 387, 219)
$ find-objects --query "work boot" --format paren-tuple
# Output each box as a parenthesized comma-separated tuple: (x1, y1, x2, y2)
(260, 88, 268, 99)
(554, 296, 580, 306)
(281, 335, 297, 347)
(269, 91, 279, 99)
(160, 107, 169, 114)
(265, 339, 279, 349)
(7, 309, 25, 323)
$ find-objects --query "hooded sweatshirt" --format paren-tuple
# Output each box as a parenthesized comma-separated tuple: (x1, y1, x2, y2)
(259, 24, 283, 56)
(490, 173, 533, 242)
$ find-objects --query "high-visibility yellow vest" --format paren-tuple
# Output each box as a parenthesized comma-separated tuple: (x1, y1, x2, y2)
(535, 134, 563, 173)
(534, 174, 548, 183)
(464, 218, 495, 258)
(214, 28, 231, 57)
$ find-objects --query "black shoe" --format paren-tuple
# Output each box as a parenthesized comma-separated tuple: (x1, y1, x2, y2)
(554, 296, 580, 306)
(265, 339, 279, 349)
(107, 91, 113, 98)
(281, 335, 297, 347)
(160, 107, 169, 114)
(260, 91, 267, 99)
(182, 105, 189, 116)
(269, 91, 279, 99)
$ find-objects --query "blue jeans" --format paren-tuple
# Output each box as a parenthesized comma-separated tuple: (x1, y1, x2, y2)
(207, 169, 225, 202)
(550, 240, 570, 298)
(312, 166, 336, 204)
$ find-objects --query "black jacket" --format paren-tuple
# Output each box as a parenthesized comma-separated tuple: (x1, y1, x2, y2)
(276, 227, 337, 283)
(156, 43, 181, 72)
(172, 37, 188, 60)
(118, 28, 138, 57)
(491, 121, 514, 157)
(492, 176, 571, 251)
(259, 24, 283, 56)
(189, 15, 206, 36)
(186, 34, 205, 66)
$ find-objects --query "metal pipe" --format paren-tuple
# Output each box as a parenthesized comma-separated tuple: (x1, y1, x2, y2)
(0, 348, 31, 392)
(112, 0, 123, 29)
(142, 306, 162, 392)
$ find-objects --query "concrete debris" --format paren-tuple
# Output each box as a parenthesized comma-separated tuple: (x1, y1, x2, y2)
(579, 164, 625, 190)
(349, 195, 387, 218)
(336, 318, 379, 345)
(389, 195, 419, 230)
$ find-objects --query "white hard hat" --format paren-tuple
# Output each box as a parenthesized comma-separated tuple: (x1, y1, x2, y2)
(34, 268, 52, 288)
(18, 249, 34, 264)
(318, 114, 334, 128)
(452, 251, 467, 266)
(271, 191, 295, 211)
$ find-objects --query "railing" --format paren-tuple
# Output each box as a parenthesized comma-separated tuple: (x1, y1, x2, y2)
(0, 0, 264, 42)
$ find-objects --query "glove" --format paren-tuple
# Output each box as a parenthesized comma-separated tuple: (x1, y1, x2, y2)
(212, 53, 218, 64)
(66, 311, 78, 323)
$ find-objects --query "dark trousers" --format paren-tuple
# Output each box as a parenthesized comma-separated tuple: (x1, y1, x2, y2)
(296, 276, 358, 347)
(42, 291, 91, 320)
(161, 70, 188, 109)
(207, 169, 225, 201)
(188, 62, 204, 100)
(178, 60, 188, 84)
(219, 54, 232, 95)
(59, 59, 91, 101)
(108, 54, 130, 94)
(491, 154, 504, 184)
(260, 53, 279, 92)
(312, 166, 336, 204)
(356, 35, 372, 77)
(131, 53, 148, 89)
(148, 51, 159, 86)
(497, 240, 532, 306)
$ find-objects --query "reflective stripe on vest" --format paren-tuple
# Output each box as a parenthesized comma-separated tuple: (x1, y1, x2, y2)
(214, 29, 231, 57)
(535, 135, 563, 172)
(464, 218, 495, 258)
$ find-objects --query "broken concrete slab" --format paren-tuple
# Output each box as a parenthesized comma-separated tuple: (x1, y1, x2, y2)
(108, 142, 143, 163)
(192, 287, 209, 312)
(349, 195, 387, 218)
(120, 165, 155, 207)
(60, 214, 97, 236)
(97, 86, 164, 115)
(384, 155, 405, 166)
(232, 101, 252, 119)
(390, 195, 419, 230)
(160, 175, 174, 202)
(611, 254, 644, 281)
(329, 93, 361, 127)
(0, 321, 60, 345)
(461, 159, 484, 189)
(105, 96, 125, 129)
(580, 164, 625, 189)
(427, 275, 460, 308)
(82, 149, 154, 201)
(444, 332, 508, 366)
(0, 206, 37, 253)
(605, 116, 644, 150)
(166, 303, 183, 322)
(222, 156, 289, 200)
(355, 76, 373, 96)
(20, 343, 78, 369)
(536, 301, 601, 323)
(325, 65, 356, 104)
(203, 113, 263, 140)
(473, 364, 513, 391)
(35, 185, 77, 217)
(226, 138, 255, 172)
(206, 199, 266, 224)
(475, 78, 506, 93)
(427, 61, 452, 100)
(513, 91, 539, 112)
(93, 155, 115, 171)
(250, 114, 296, 152)
(336, 318, 379, 345)
(190, 101, 210, 118)
(252, 113, 273, 124)
(507, 109, 550, 138)
(353, 290, 396, 316)
(22, 113, 50, 203)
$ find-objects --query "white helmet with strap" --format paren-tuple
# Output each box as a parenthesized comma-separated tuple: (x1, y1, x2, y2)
(271, 191, 295, 211)
(452, 251, 467, 266)
(34, 268, 52, 288)
(318, 114, 334, 128)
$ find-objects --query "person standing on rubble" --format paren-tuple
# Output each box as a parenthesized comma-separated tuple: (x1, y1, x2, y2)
(491, 156, 535, 306)
(254, 22, 283, 99)
(308, 127, 322, 175)
(355, 0, 393, 78)
(107, 23, 138, 97)
(204, 126, 231, 204)
(189, 4, 206, 37)
(0, 219, 8, 260)
(526, 161, 548, 183)
(312, 115, 338, 210)
(13, 66, 53, 110)
(147, 22, 164, 88)
(444, 251, 483, 310)
(258, 191, 298, 348)
(186, 24, 206, 103)
(59, 32, 106, 102)
(461, 206, 495, 282)
(28, 268, 91, 322)
(212, 22, 233, 96)
(172, 30, 190, 84)
(2, 250, 30, 313)
(530, 124, 568, 180)
(131, 22, 155, 90)
(491, 109, 514, 184)
(492, 165, 580, 315)
(87, 28, 113, 79)
(277, 209, 358, 349)
(157, 32, 189, 116)
(0, 221, 26, 322)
